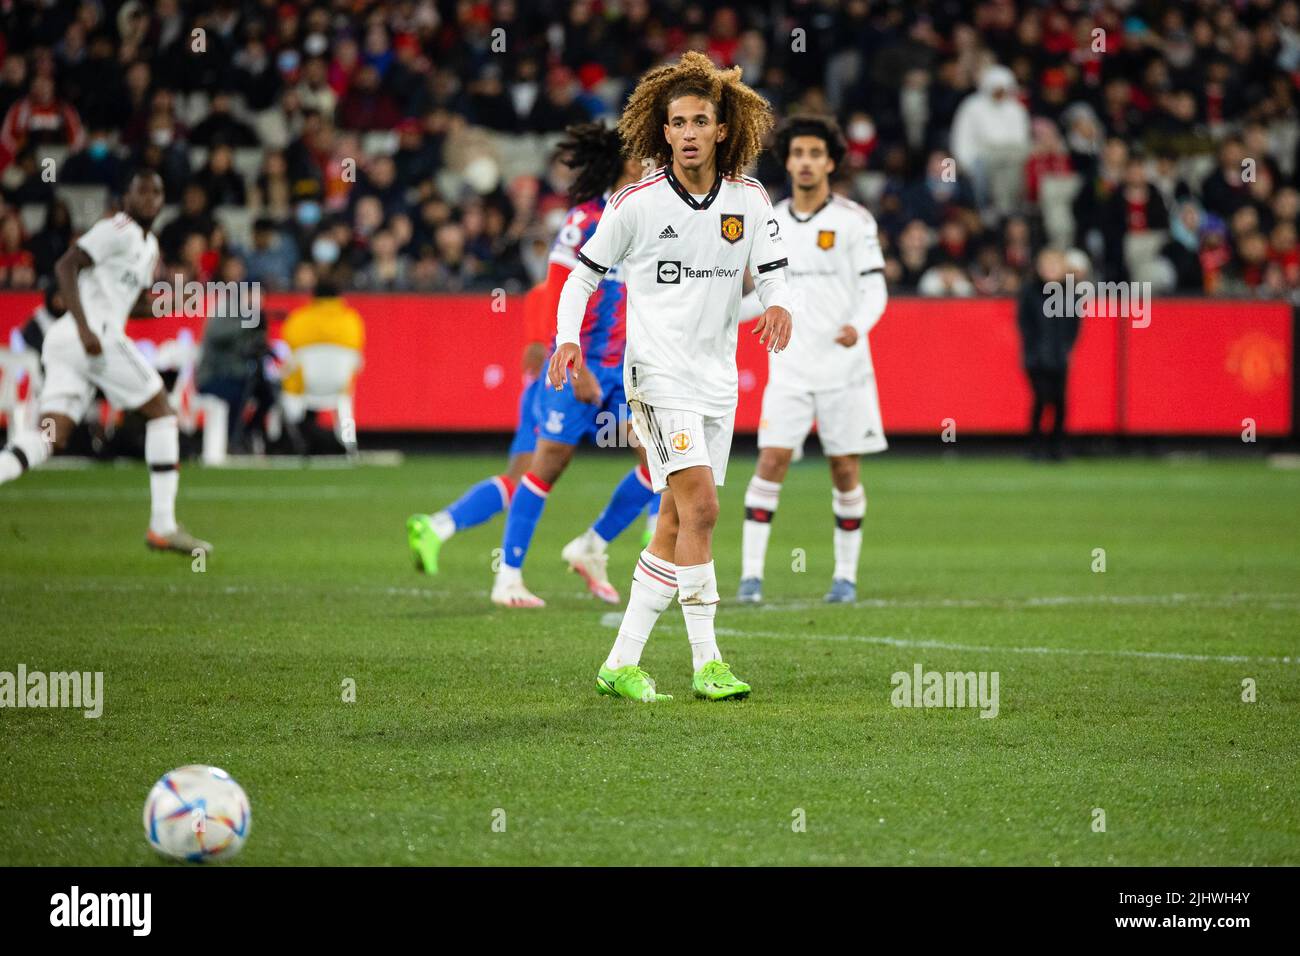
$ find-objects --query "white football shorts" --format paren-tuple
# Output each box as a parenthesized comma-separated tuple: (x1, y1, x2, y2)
(39, 317, 163, 420)
(628, 399, 735, 493)
(758, 376, 888, 457)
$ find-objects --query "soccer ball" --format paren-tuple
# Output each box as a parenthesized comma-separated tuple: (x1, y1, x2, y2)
(142, 765, 251, 862)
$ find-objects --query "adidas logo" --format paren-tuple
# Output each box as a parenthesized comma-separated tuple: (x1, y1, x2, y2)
(659, 225, 678, 239)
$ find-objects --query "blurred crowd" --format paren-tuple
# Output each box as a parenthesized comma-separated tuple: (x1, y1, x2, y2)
(2, 0, 1300, 300)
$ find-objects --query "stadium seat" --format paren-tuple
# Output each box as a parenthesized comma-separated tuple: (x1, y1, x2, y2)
(182, 90, 211, 128)
(1124, 231, 1169, 281)
(19, 203, 46, 236)
(152, 204, 179, 236)
(361, 131, 399, 157)
(230, 147, 264, 185)
(37, 144, 69, 173)
(57, 184, 110, 230)
(215, 206, 254, 250)
(251, 109, 291, 151)
(280, 344, 362, 458)
(1038, 173, 1081, 249)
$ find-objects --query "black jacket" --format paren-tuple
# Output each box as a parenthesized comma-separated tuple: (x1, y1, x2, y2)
(1017, 279, 1080, 372)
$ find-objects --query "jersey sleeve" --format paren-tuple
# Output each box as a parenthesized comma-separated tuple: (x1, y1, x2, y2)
(747, 184, 789, 278)
(574, 195, 633, 275)
(75, 216, 125, 265)
(854, 210, 886, 275)
(548, 205, 594, 272)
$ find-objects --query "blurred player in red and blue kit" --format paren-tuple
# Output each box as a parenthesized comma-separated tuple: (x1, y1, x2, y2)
(407, 123, 658, 607)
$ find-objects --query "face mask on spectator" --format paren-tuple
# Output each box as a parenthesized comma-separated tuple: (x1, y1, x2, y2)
(312, 237, 340, 264)
(849, 120, 874, 142)
(151, 128, 173, 147)
(297, 201, 322, 227)
(89, 140, 110, 160)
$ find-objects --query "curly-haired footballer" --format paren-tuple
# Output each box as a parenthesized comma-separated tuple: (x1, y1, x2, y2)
(736, 115, 889, 607)
(548, 51, 795, 703)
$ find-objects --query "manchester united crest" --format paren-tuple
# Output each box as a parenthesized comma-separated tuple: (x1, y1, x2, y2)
(720, 214, 744, 244)
(817, 230, 836, 250)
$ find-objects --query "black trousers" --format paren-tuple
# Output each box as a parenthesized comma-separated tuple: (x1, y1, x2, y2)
(1027, 367, 1067, 454)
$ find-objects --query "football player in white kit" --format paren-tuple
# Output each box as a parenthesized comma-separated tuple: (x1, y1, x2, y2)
(549, 52, 794, 702)
(737, 116, 888, 605)
(0, 170, 212, 555)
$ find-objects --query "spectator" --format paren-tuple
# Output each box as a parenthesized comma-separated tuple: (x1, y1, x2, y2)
(194, 144, 248, 208)
(26, 198, 73, 277)
(0, 75, 85, 171)
(61, 127, 126, 189)
(336, 65, 402, 132)
(160, 182, 215, 264)
(189, 92, 259, 148)
(1017, 248, 1079, 461)
(242, 218, 297, 290)
(950, 64, 1030, 217)
(354, 230, 410, 290)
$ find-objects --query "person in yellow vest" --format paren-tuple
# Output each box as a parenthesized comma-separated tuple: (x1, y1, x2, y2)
(280, 274, 365, 391)
(279, 273, 365, 454)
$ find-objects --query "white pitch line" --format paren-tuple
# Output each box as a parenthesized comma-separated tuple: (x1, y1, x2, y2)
(711, 628, 1297, 666)
(1, 486, 357, 501)
(740, 593, 1300, 612)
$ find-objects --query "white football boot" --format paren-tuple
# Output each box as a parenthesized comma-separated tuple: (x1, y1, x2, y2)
(561, 531, 620, 604)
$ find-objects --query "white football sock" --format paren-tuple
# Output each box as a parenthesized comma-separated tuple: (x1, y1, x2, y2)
(832, 484, 866, 583)
(677, 560, 721, 670)
(145, 415, 180, 536)
(0, 430, 53, 484)
(495, 563, 522, 587)
(430, 510, 456, 541)
(741, 475, 780, 579)
(605, 549, 676, 669)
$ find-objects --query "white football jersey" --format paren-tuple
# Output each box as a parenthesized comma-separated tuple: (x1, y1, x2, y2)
(574, 166, 790, 418)
(767, 194, 885, 392)
(73, 212, 160, 335)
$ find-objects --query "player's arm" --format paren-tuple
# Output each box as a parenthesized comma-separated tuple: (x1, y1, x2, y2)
(53, 244, 101, 356)
(549, 199, 633, 389)
(747, 192, 794, 353)
(737, 273, 764, 324)
(837, 215, 888, 347)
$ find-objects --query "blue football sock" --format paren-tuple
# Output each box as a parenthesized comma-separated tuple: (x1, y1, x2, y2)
(591, 464, 655, 542)
(501, 472, 551, 569)
(445, 474, 515, 531)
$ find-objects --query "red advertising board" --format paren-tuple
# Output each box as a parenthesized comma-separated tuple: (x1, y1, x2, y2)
(0, 293, 1292, 436)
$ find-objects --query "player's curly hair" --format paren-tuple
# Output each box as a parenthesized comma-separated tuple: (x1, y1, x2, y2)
(617, 50, 774, 177)
(774, 114, 847, 168)
(557, 122, 627, 206)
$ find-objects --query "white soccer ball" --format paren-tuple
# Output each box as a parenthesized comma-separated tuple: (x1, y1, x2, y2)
(142, 765, 251, 862)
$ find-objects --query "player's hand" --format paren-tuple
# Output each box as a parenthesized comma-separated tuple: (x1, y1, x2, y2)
(834, 324, 859, 348)
(572, 366, 604, 405)
(521, 341, 546, 377)
(78, 327, 102, 357)
(548, 342, 583, 390)
(752, 306, 792, 353)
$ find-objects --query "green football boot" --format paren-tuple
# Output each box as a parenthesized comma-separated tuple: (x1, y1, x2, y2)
(596, 664, 672, 702)
(406, 514, 443, 574)
(693, 660, 752, 701)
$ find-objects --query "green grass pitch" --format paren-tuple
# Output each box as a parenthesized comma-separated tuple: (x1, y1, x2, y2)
(1, 451, 1297, 866)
